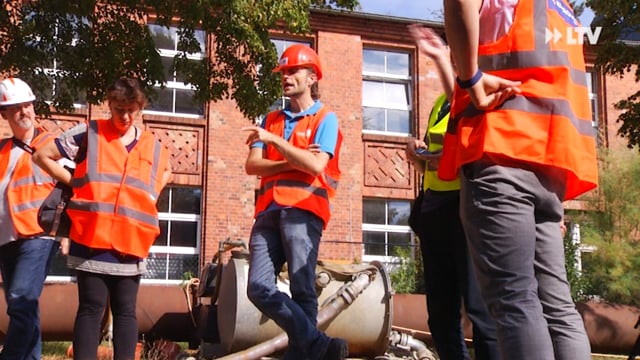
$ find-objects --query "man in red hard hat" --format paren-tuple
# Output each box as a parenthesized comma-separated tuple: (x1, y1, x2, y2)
(243, 44, 346, 360)
(0, 77, 60, 360)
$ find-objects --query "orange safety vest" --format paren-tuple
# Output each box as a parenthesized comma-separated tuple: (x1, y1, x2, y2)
(68, 120, 170, 258)
(254, 106, 342, 228)
(438, 0, 598, 200)
(0, 129, 55, 237)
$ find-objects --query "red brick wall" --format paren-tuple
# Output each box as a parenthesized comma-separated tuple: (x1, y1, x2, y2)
(4, 11, 636, 269)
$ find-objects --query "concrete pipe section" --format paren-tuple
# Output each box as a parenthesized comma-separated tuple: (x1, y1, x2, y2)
(213, 254, 394, 358)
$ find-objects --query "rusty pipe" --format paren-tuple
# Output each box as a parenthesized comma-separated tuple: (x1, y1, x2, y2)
(388, 330, 436, 360)
(216, 271, 375, 360)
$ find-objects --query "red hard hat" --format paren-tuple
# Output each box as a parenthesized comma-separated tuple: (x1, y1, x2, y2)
(273, 44, 323, 80)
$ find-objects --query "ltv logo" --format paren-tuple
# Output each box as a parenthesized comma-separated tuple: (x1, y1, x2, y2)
(545, 26, 603, 45)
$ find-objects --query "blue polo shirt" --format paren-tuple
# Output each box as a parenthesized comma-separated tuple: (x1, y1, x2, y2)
(252, 100, 339, 158)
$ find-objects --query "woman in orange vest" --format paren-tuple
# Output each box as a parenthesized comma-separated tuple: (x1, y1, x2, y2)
(33, 78, 172, 360)
(441, 0, 597, 359)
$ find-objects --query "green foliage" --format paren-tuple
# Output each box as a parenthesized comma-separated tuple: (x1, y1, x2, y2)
(587, 0, 640, 149)
(566, 149, 640, 306)
(0, 0, 358, 120)
(563, 225, 589, 302)
(389, 246, 418, 294)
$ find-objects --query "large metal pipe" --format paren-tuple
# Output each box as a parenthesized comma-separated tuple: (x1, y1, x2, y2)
(216, 270, 375, 360)
(215, 257, 393, 358)
(0, 283, 198, 343)
(391, 293, 640, 356)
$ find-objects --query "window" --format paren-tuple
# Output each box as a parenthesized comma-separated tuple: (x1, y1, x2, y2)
(362, 198, 415, 264)
(146, 24, 206, 117)
(586, 69, 600, 144)
(145, 186, 202, 283)
(362, 49, 412, 135)
(46, 186, 202, 283)
(40, 16, 88, 107)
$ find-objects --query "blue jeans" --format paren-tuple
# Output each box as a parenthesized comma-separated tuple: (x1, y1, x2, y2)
(246, 208, 330, 360)
(460, 160, 591, 360)
(0, 238, 59, 360)
(417, 190, 499, 360)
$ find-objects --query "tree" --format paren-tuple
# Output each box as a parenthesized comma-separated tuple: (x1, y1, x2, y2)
(566, 149, 640, 306)
(0, 0, 358, 120)
(586, 0, 640, 148)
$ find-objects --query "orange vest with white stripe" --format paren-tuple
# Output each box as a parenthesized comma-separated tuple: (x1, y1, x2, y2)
(68, 120, 170, 258)
(255, 106, 342, 228)
(0, 129, 55, 237)
(438, 0, 598, 200)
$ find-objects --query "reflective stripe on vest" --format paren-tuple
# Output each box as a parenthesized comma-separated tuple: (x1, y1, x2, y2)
(1, 130, 55, 236)
(68, 119, 169, 257)
(438, 0, 597, 200)
(255, 105, 342, 228)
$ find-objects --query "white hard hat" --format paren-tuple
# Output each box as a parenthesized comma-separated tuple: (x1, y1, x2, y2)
(0, 78, 36, 107)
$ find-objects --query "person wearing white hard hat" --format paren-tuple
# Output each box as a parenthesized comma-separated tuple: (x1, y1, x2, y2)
(0, 77, 60, 360)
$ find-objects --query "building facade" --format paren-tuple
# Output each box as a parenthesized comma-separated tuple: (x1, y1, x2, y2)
(0, 8, 631, 285)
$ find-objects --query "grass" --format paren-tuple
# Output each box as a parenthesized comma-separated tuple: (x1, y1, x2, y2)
(42, 341, 633, 360)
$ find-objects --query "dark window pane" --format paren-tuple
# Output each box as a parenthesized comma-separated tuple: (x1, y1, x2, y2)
(176, 59, 200, 83)
(388, 200, 410, 226)
(157, 188, 170, 212)
(149, 24, 176, 50)
(162, 56, 175, 81)
(389, 233, 412, 257)
(363, 199, 386, 224)
(148, 88, 174, 113)
(363, 231, 386, 256)
(171, 188, 202, 214)
(175, 88, 202, 115)
(169, 221, 198, 248)
(155, 220, 169, 246)
(48, 250, 73, 276)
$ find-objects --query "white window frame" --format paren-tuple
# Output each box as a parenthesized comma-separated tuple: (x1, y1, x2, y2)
(362, 199, 416, 267)
(40, 19, 88, 109)
(362, 49, 412, 137)
(144, 187, 202, 284)
(145, 24, 206, 118)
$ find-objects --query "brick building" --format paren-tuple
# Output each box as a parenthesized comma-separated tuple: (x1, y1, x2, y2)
(1, 8, 634, 285)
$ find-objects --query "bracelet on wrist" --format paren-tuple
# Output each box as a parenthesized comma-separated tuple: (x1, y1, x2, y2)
(456, 69, 483, 89)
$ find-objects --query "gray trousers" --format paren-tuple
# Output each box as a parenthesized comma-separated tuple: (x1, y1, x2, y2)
(460, 159, 591, 360)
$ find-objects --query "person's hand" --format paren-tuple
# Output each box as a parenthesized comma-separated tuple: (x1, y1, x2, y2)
(466, 72, 522, 110)
(59, 237, 70, 256)
(408, 24, 448, 60)
(405, 138, 427, 161)
(308, 143, 322, 154)
(242, 126, 279, 146)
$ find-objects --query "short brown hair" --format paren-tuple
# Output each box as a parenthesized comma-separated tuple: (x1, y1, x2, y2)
(106, 78, 147, 109)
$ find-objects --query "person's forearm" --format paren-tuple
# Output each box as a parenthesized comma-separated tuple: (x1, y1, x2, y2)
(268, 137, 328, 176)
(246, 158, 294, 177)
(444, 0, 482, 80)
(432, 51, 455, 100)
